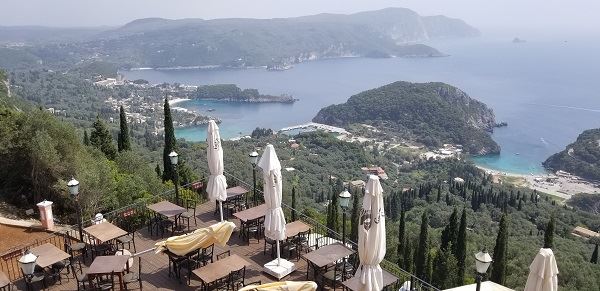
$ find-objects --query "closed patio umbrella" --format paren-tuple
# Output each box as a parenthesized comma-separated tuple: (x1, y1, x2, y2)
(356, 175, 386, 291)
(206, 120, 228, 221)
(258, 144, 286, 264)
(155, 221, 236, 256)
(524, 248, 559, 291)
(238, 281, 318, 291)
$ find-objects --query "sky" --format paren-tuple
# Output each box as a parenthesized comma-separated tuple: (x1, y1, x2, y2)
(2, 0, 599, 36)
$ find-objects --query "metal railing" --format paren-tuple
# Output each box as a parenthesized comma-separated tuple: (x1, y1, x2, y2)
(0, 233, 70, 282)
(223, 171, 440, 291)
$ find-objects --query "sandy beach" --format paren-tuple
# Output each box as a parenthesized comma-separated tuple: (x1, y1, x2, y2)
(475, 165, 600, 200)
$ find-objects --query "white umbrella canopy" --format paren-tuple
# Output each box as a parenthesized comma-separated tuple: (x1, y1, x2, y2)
(206, 120, 228, 221)
(356, 175, 386, 291)
(258, 144, 287, 262)
(524, 248, 559, 291)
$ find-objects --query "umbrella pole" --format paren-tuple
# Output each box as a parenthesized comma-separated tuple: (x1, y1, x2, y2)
(276, 240, 281, 265)
(219, 200, 224, 221)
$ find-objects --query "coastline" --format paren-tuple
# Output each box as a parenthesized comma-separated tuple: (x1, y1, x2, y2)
(474, 164, 600, 200)
(168, 98, 191, 105)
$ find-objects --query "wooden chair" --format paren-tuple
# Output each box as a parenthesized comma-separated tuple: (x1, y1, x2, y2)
(22, 272, 46, 291)
(264, 237, 277, 258)
(116, 230, 137, 253)
(321, 259, 352, 291)
(197, 244, 214, 266)
(65, 230, 87, 262)
(245, 217, 263, 244)
(123, 257, 142, 290)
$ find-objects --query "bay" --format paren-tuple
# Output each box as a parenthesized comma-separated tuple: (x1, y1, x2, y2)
(122, 37, 600, 175)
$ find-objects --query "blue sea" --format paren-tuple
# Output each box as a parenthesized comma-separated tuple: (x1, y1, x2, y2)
(122, 37, 600, 175)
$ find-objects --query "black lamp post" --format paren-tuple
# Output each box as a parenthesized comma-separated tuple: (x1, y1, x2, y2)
(19, 250, 38, 290)
(68, 177, 84, 242)
(475, 249, 493, 291)
(169, 151, 179, 202)
(338, 189, 351, 245)
(248, 151, 259, 204)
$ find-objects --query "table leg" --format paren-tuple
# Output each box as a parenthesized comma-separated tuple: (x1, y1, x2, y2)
(118, 273, 124, 290)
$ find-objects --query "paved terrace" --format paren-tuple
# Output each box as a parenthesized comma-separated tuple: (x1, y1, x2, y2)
(7, 200, 333, 290)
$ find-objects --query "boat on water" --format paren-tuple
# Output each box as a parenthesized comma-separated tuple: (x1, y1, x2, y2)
(207, 108, 215, 112)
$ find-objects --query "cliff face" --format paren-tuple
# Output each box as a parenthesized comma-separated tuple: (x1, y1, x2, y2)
(544, 128, 600, 181)
(313, 81, 499, 155)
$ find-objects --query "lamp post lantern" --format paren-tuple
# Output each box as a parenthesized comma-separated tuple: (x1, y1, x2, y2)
(19, 250, 38, 283)
(249, 151, 259, 204)
(339, 189, 351, 245)
(169, 151, 180, 202)
(475, 249, 493, 291)
(68, 177, 84, 242)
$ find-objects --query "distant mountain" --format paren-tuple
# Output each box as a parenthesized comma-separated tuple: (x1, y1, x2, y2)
(313, 81, 499, 155)
(0, 8, 479, 70)
(544, 129, 600, 181)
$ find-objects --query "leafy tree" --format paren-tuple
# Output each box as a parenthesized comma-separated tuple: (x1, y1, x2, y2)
(592, 244, 598, 264)
(456, 208, 468, 285)
(491, 213, 509, 285)
(83, 130, 90, 146)
(416, 212, 429, 279)
(543, 217, 555, 249)
(117, 105, 131, 152)
(162, 97, 176, 182)
(90, 116, 116, 160)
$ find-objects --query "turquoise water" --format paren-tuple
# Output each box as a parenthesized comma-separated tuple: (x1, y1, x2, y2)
(123, 37, 600, 175)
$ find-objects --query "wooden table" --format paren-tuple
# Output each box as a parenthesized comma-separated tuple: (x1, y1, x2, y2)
(342, 269, 399, 291)
(285, 220, 311, 238)
(84, 222, 128, 243)
(30, 243, 71, 268)
(147, 200, 186, 218)
(233, 203, 268, 222)
(303, 243, 355, 280)
(192, 254, 249, 287)
(87, 255, 131, 290)
(226, 186, 249, 198)
(0, 271, 10, 289)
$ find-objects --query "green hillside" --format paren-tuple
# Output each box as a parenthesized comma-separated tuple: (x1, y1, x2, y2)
(313, 81, 500, 155)
(544, 128, 600, 181)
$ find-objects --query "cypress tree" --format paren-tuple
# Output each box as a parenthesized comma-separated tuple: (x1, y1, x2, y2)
(491, 213, 509, 284)
(350, 188, 360, 244)
(432, 248, 459, 289)
(456, 208, 468, 285)
(90, 116, 116, 160)
(326, 192, 340, 234)
(162, 97, 176, 182)
(291, 186, 297, 221)
(425, 249, 434, 284)
(445, 192, 450, 205)
(403, 237, 413, 272)
(436, 184, 442, 203)
(543, 217, 555, 248)
(83, 130, 90, 146)
(416, 212, 429, 279)
(117, 105, 131, 152)
(155, 163, 161, 178)
(591, 244, 598, 264)
(441, 208, 458, 251)
(397, 209, 406, 264)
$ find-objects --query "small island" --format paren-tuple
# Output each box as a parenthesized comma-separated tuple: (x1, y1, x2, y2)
(194, 84, 296, 103)
(512, 37, 527, 43)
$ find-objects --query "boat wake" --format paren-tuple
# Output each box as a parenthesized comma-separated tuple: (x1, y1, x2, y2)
(528, 103, 600, 113)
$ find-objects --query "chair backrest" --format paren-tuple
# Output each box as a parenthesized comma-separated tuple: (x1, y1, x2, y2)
(203, 244, 214, 257)
(229, 266, 245, 284)
(216, 250, 230, 260)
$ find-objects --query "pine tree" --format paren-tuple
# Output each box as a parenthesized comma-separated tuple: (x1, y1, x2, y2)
(591, 244, 598, 264)
(544, 217, 555, 248)
(117, 105, 131, 152)
(456, 208, 468, 286)
(83, 130, 90, 146)
(441, 208, 458, 251)
(416, 212, 429, 279)
(397, 209, 406, 264)
(90, 116, 116, 160)
(491, 213, 509, 285)
(155, 163, 161, 178)
(350, 188, 360, 244)
(162, 97, 177, 182)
